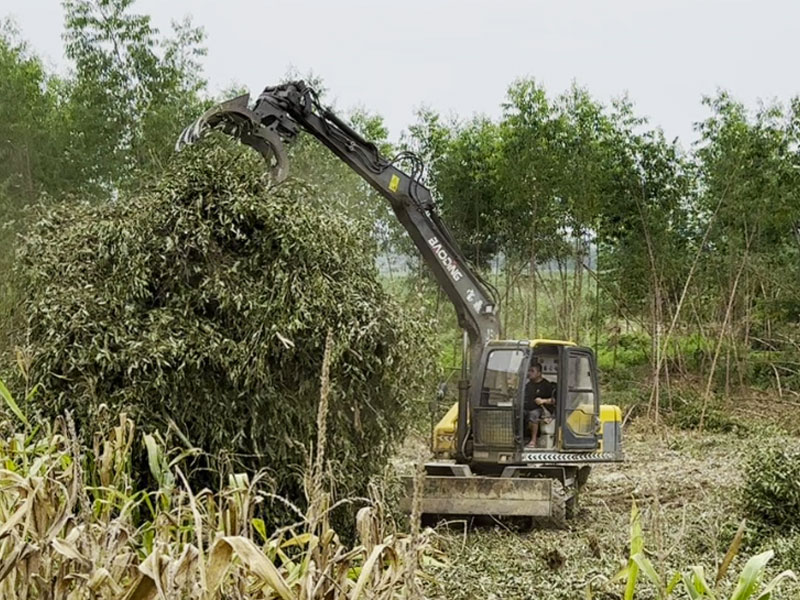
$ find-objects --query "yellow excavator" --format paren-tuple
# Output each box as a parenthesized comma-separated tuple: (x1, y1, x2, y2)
(177, 81, 623, 526)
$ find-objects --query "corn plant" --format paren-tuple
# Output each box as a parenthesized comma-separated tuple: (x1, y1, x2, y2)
(0, 371, 441, 599)
(587, 500, 796, 599)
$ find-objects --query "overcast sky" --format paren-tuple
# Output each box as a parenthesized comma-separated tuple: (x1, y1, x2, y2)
(6, 0, 800, 148)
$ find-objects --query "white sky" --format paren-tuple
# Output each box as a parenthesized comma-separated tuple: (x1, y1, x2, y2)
(6, 0, 800, 148)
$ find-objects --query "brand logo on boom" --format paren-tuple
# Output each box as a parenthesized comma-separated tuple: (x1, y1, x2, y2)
(427, 236, 464, 282)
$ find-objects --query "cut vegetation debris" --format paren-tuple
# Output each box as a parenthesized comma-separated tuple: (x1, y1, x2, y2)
(415, 420, 800, 599)
(13, 139, 435, 526)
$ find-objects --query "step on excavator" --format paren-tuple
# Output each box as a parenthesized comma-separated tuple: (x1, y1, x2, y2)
(177, 81, 623, 527)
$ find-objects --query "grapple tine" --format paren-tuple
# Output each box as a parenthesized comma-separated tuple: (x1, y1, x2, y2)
(242, 126, 290, 183)
(175, 94, 251, 150)
(175, 93, 291, 182)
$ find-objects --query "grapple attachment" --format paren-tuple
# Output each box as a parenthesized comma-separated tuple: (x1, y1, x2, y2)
(175, 93, 293, 182)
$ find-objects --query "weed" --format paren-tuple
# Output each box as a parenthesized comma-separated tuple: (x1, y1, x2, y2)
(587, 500, 796, 599)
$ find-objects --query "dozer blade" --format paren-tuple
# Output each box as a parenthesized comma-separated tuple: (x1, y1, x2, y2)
(402, 474, 571, 527)
(175, 94, 290, 182)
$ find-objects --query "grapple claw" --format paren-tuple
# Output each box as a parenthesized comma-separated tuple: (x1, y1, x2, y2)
(176, 93, 291, 182)
(175, 94, 251, 150)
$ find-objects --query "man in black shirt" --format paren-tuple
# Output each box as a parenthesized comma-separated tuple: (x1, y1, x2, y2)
(524, 362, 555, 448)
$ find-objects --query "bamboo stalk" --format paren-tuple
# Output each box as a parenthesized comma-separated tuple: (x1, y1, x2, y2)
(699, 244, 749, 432)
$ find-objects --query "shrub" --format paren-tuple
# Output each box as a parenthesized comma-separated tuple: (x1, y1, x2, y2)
(666, 390, 738, 433)
(597, 331, 651, 370)
(13, 138, 435, 521)
(741, 439, 800, 530)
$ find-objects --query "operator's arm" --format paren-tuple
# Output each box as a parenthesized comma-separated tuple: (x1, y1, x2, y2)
(533, 380, 556, 406)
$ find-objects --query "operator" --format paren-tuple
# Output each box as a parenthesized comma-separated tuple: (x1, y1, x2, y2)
(524, 362, 555, 448)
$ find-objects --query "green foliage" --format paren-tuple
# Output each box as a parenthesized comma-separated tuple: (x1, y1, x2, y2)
(14, 139, 435, 524)
(1, 1, 209, 354)
(0, 1, 207, 206)
(0, 23, 68, 330)
(0, 21, 67, 210)
(62, 0, 207, 196)
(404, 75, 800, 399)
(766, 532, 800, 572)
(667, 390, 739, 433)
(407, 109, 503, 267)
(746, 347, 800, 396)
(598, 332, 652, 369)
(693, 93, 800, 371)
(3, 0, 800, 405)
(5, 2, 800, 398)
(741, 439, 800, 531)
(405, 78, 696, 347)
(0, 377, 33, 428)
(600, 501, 797, 599)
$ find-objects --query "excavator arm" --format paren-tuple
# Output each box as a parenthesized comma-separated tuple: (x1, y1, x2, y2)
(177, 81, 501, 459)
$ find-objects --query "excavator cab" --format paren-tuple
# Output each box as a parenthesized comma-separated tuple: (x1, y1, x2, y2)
(419, 340, 622, 526)
(435, 340, 620, 464)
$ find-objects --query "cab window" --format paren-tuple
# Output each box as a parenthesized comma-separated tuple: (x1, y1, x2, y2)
(564, 353, 596, 437)
(480, 349, 525, 406)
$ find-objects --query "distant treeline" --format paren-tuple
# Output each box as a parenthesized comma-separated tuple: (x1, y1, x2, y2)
(3, 0, 800, 407)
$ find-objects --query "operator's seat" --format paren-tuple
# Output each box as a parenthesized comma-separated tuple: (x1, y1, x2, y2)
(537, 417, 557, 449)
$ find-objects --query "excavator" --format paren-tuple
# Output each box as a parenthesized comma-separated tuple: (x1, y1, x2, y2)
(177, 81, 623, 526)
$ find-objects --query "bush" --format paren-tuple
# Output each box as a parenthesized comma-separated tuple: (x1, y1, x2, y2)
(666, 389, 739, 433)
(597, 331, 651, 370)
(13, 139, 435, 521)
(741, 439, 800, 530)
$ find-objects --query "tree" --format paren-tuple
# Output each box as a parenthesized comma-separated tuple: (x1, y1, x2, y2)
(61, 0, 207, 196)
(415, 114, 503, 269)
(693, 92, 800, 404)
(0, 22, 73, 351)
(0, 22, 68, 213)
